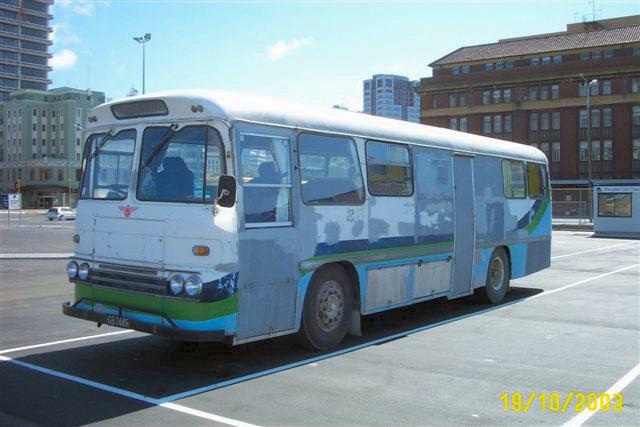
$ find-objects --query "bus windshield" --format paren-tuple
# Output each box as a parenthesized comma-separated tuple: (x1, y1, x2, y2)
(80, 129, 137, 200)
(137, 125, 225, 203)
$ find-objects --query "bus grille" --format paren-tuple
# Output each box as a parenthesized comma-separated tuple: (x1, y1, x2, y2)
(88, 263, 169, 296)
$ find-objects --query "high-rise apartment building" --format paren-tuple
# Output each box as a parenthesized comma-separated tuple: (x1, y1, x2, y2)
(363, 74, 420, 122)
(0, 0, 53, 100)
(0, 87, 105, 207)
(417, 15, 640, 185)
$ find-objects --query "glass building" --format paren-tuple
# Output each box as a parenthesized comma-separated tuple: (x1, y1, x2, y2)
(363, 74, 420, 123)
(0, 0, 53, 101)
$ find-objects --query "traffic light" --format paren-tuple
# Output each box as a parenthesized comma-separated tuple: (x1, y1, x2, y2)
(14, 179, 21, 193)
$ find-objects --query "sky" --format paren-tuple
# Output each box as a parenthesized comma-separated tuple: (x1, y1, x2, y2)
(49, 0, 640, 111)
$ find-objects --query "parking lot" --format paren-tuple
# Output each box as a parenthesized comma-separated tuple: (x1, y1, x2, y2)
(0, 225, 638, 426)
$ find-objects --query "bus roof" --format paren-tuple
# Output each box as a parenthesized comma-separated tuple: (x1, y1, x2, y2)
(93, 90, 547, 163)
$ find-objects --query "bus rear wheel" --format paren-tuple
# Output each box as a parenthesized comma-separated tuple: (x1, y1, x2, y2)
(479, 248, 510, 304)
(299, 265, 353, 351)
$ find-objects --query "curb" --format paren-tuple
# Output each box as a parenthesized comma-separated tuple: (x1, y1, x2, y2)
(0, 253, 73, 260)
(552, 223, 594, 231)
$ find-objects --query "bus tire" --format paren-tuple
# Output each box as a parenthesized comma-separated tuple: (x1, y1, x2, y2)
(299, 265, 354, 351)
(480, 247, 510, 304)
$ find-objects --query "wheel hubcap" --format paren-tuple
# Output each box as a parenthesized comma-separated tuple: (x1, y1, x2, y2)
(316, 280, 344, 332)
(489, 257, 505, 291)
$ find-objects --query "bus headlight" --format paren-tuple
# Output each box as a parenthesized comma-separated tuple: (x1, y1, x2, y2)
(67, 261, 78, 279)
(78, 263, 90, 280)
(184, 275, 203, 297)
(169, 274, 185, 295)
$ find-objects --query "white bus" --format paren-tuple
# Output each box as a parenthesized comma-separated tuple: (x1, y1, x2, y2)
(63, 91, 551, 350)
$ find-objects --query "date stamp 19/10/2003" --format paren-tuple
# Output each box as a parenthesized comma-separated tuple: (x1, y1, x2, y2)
(500, 392, 623, 413)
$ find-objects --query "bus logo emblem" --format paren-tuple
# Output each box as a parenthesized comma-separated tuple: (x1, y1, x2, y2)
(118, 205, 139, 218)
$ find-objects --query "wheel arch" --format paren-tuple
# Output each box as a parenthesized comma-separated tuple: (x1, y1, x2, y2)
(499, 245, 512, 279)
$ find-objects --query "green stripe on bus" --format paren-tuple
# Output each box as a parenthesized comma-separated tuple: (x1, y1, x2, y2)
(300, 240, 454, 274)
(524, 196, 550, 234)
(305, 240, 453, 262)
(74, 283, 238, 321)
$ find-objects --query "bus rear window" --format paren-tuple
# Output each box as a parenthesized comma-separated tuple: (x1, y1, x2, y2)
(111, 100, 168, 119)
(527, 163, 547, 199)
(502, 159, 526, 199)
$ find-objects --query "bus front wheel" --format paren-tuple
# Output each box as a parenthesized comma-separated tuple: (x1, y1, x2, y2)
(300, 265, 354, 351)
(480, 248, 510, 304)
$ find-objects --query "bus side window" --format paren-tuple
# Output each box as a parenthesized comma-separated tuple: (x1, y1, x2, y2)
(526, 163, 545, 199)
(298, 133, 365, 205)
(502, 159, 526, 199)
(366, 140, 413, 197)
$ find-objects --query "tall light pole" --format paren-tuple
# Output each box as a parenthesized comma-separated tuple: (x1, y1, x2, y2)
(580, 75, 598, 221)
(133, 33, 151, 94)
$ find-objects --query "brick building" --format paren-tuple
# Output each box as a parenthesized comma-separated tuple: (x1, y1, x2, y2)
(417, 15, 640, 186)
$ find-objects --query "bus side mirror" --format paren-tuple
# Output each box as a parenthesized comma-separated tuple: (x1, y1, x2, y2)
(217, 175, 236, 208)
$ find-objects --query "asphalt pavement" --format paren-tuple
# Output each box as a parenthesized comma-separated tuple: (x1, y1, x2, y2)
(0, 230, 638, 426)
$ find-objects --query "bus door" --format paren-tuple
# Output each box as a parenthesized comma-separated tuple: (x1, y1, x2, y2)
(235, 125, 299, 342)
(451, 154, 475, 297)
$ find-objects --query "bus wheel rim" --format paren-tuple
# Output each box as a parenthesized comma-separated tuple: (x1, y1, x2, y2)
(489, 257, 505, 291)
(316, 280, 344, 332)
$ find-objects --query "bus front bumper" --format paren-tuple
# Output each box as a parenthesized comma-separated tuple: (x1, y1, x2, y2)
(62, 300, 227, 342)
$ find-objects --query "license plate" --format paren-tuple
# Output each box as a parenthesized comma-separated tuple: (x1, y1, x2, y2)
(104, 315, 130, 329)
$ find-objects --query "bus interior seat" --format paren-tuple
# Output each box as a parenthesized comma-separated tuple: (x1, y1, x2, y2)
(157, 157, 194, 199)
(301, 177, 360, 203)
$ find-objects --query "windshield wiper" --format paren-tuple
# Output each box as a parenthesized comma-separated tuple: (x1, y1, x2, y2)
(87, 129, 114, 162)
(140, 123, 179, 169)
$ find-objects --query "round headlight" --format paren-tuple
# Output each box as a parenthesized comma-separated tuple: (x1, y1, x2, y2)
(169, 274, 185, 295)
(184, 275, 203, 297)
(67, 261, 78, 279)
(78, 263, 90, 280)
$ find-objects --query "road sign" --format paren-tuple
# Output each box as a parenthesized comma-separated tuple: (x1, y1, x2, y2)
(8, 193, 21, 210)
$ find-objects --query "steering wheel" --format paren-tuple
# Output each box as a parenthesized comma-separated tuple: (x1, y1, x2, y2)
(107, 184, 127, 195)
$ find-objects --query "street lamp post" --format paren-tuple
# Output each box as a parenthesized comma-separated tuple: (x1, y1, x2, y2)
(133, 33, 151, 94)
(581, 75, 598, 221)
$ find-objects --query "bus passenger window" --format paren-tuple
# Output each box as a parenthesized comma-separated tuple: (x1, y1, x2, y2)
(527, 163, 546, 199)
(366, 141, 413, 196)
(240, 134, 291, 225)
(502, 159, 526, 199)
(298, 133, 365, 205)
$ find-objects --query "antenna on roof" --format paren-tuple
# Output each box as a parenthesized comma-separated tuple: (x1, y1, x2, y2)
(589, 0, 602, 22)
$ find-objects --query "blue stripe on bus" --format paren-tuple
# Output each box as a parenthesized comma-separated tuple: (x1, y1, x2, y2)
(314, 234, 454, 256)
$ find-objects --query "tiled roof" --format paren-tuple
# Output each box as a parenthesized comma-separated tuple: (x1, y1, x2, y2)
(430, 24, 640, 66)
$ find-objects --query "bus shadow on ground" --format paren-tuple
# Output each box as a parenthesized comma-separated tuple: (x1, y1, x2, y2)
(6, 286, 541, 425)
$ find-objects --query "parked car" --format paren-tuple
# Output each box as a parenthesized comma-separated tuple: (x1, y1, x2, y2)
(47, 207, 76, 221)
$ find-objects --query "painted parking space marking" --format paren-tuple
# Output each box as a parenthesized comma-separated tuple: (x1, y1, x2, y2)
(0, 354, 261, 427)
(526, 264, 639, 300)
(562, 362, 640, 427)
(551, 241, 639, 260)
(0, 330, 134, 355)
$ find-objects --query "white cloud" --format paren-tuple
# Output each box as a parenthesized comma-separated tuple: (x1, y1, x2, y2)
(51, 23, 80, 45)
(57, 0, 96, 16)
(267, 38, 311, 61)
(50, 49, 78, 70)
